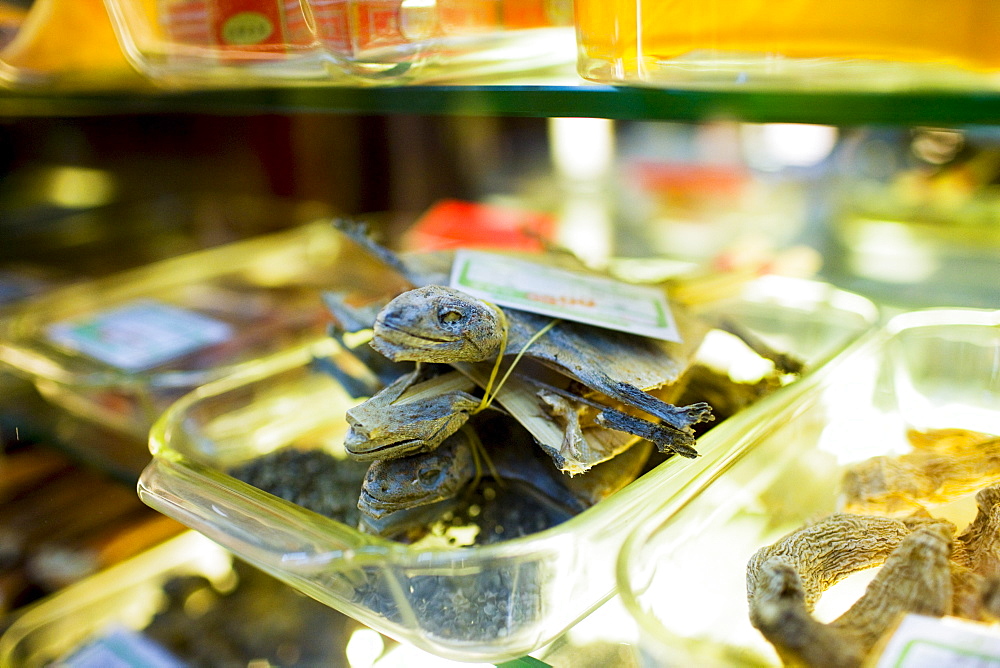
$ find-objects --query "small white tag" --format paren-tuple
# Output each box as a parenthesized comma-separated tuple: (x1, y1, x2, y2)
(873, 614, 1000, 668)
(449, 250, 681, 342)
(47, 299, 234, 372)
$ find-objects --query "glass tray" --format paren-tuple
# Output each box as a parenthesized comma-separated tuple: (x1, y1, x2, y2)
(0, 532, 232, 666)
(617, 307, 1000, 666)
(138, 275, 877, 662)
(0, 221, 402, 440)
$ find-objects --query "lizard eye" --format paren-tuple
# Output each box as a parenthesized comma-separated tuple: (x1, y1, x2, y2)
(418, 467, 442, 485)
(438, 308, 464, 324)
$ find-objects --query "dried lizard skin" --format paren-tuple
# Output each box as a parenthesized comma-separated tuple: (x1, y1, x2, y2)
(371, 284, 715, 435)
(748, 515, 955, 668)
(357, 413, 651, 534)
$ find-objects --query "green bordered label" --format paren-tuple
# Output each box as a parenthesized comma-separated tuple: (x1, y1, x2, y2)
(873, 614, 1000, 668)
(449, 250, 681, 342)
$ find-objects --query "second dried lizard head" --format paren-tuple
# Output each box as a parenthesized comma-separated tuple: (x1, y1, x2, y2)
(371, 285, 505, 363)
(358, 431, 477, 521)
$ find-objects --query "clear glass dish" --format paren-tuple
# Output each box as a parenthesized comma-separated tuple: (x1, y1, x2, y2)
(138, 275, 877, 662)
(825, 126, 1000, 310)
(0, 532, 233, 667)
(0, 529, 377, 667)
(0, 221, 401, 441)
(103, 0, 575, 87)
(617, 307, 1000, 667)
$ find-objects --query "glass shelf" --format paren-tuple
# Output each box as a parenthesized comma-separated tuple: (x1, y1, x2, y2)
(4, 67, 1000, 125)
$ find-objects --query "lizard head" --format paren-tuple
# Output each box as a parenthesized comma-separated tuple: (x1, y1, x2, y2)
(344, 388, 478, 460)
(357, 432, 477, 520)
(370, 285, 504, 363)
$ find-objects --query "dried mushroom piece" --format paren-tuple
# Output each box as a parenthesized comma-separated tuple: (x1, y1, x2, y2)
(748, 515, 955, 668)
(748, 468, 1000, 667)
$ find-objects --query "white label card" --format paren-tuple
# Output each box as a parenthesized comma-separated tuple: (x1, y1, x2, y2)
(449, 250, 681, 342)
(873, 614, 1000, 668)
(47, 299, 234, 372)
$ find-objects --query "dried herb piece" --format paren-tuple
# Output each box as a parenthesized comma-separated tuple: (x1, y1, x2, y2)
(955, 484, 1000, 577)
(842, 429, 1000, 515)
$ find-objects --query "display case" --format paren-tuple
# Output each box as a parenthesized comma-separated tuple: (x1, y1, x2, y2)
(0, 2, 998, 664)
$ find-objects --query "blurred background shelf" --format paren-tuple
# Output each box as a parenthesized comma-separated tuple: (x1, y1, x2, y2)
(6, 73, 1000, 124)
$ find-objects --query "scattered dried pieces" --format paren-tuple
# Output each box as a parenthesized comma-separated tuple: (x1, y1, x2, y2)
(842, 429, 1000, 515)
(228, 449, 369, 528)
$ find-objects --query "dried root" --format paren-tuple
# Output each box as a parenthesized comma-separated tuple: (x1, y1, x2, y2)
(748, 480, 1000, 667)
(748, 514, 913, 611)
(748, 516, 954, 668)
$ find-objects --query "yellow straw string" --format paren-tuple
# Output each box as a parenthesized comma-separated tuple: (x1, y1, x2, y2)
(463, 308, 560, 489)
(460, 423, 502, 488)
(474, 302, 509, 413)
(474, 316, 561, 414)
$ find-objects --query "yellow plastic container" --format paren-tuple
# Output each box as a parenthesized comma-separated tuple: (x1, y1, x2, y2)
(575, 0, 1000, 90)
(0, 0, 146, 88)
